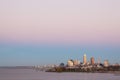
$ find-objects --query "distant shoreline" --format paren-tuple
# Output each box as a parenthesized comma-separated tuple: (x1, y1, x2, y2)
(46, 70, 120, 73)
(46, 70, 120, 75)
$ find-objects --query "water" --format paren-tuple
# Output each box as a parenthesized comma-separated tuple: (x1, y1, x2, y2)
(0, 69, 120, 80)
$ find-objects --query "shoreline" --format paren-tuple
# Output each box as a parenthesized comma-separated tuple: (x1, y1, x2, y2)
(46, 71, 120, 75)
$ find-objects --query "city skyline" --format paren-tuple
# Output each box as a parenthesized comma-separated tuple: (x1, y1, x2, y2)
(67, 54, 109, 66)
(0, 0, 120, 66)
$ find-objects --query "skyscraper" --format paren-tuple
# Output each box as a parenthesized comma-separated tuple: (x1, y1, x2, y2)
(104, 60, 109, 67)
(83, 54, 87, 64)
(90, 57, 95, 65)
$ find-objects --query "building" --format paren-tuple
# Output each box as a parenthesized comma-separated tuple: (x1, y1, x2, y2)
(90, 57, 95, 65)
(59, 63, 65, 67)
(73, 60, 80, 66)
(83, 54, 87, 64)
(104, 60, 109, 67)
(67, 60, 74, 67)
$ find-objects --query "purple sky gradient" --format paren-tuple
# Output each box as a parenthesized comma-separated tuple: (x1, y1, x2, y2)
(0, 0, 120, 66)
(0, 0, 120, 45)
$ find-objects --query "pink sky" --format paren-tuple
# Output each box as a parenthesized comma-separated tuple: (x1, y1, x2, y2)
(0, 0, 120, 45)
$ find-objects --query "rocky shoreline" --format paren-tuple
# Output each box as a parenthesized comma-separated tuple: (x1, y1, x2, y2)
(46, 65, 120, 73)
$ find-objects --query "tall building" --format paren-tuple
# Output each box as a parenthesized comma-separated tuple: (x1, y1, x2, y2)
(104, 60, 109, 67)
(83, 54, 87, 64)
(90, 57, 95, 65)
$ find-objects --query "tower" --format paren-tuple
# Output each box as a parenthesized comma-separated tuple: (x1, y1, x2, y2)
(90, 57, 95, 65)
(83, 54, 87, 64)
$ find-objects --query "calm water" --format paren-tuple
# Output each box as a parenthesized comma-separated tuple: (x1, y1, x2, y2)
(0, 69, 120, 80)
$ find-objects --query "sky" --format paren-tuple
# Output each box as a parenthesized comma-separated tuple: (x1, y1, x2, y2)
(0, 0, 120, 66)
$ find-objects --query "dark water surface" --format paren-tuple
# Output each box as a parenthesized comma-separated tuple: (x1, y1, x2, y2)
(0, 69, 120, 80)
